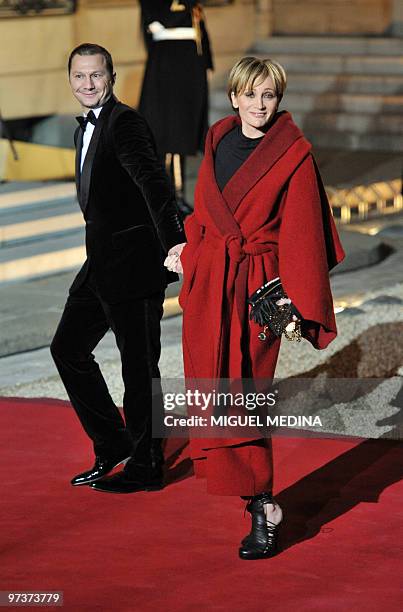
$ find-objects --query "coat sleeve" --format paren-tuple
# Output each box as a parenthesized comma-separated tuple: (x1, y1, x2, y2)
(112, 109, 186, 251)
(178, 211, 205, 309)
(278, 153, 345, 349)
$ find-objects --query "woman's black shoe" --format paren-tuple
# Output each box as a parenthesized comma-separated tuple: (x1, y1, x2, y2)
(239, 492, 282, 560)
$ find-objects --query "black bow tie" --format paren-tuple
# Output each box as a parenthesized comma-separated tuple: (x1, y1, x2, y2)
(76, 110, 97, 131)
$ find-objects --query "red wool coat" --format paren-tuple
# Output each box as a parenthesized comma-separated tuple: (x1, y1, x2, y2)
(179, 112, 345, 457)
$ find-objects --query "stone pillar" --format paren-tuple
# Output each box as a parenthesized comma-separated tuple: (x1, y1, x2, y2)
(255, 0, 274, 38)
(391, 0, 403, 36)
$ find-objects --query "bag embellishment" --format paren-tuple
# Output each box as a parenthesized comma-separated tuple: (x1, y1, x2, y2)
(248, 277, 302, 342)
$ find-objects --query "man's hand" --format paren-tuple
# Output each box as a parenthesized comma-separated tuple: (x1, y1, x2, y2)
(164, 242, 186, 274)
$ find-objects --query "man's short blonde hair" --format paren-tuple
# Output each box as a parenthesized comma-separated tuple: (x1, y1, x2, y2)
(227, 56, 287, 104)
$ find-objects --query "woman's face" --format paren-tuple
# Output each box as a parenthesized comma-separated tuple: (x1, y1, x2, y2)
(231, 75, 278, 138)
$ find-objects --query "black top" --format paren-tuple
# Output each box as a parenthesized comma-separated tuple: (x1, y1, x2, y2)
(214, 126, 264, 192)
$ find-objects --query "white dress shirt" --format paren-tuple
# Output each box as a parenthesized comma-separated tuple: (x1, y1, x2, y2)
(80, 106, 102, 172)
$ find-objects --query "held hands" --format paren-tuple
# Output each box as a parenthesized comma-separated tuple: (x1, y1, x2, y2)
(164, 243, 186, 274)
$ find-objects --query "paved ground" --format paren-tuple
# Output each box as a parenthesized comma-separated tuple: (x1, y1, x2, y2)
(0, 271, 182, 357)
(1, 280, 402, 441)
(1, 216, 402, 441)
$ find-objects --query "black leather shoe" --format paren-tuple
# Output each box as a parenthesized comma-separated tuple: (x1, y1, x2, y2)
(89, 470, 163, 494)
(239, 492, 282, 560)
(71, 455, 131, 486)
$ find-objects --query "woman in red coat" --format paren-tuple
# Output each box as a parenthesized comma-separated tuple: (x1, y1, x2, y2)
(165, 56, 345, 559)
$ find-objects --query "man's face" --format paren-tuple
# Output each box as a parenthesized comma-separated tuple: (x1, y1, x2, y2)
(69, 53, 114, 110)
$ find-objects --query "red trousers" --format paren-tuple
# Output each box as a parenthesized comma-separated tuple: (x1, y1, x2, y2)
(192, 439, 273, 496)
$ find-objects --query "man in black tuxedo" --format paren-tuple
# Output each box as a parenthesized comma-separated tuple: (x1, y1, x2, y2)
(50, 43, 186, 493)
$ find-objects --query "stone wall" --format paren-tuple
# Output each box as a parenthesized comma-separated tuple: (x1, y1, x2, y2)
(0, 0, 255, 120)
(271, 0, 392, 35)
(2, 0, 402, 120)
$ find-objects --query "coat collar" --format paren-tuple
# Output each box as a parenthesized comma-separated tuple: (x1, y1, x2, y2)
(211, 111, 309, 215)
(198, 111, 311, 240)
(75, 95, 117, 211)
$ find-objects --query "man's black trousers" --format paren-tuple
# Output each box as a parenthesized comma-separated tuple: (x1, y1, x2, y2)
(50, 270, 165, 475)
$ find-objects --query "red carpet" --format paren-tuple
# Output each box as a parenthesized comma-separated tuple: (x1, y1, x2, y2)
(1, 397, 402, 611)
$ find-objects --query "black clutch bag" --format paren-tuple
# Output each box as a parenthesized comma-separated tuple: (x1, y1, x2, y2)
(248, 277, 302, 341)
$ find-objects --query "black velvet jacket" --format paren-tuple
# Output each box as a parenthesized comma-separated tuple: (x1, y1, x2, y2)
(71, 95, 185, 302)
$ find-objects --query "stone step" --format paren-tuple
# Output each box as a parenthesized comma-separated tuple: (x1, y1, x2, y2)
(284, 92, 403, 115)
(211, 90, 403, 115)
(0, 213, 83, 247)
(0, 182, 76, 212)
(251, 53, 403, 76)
(0, 199, 78, 225)
(0, 183, 82, 247)
(0, 200, 82, 246)
(252, 36, 403, 57)
(210, 105, 403, 135)
(292, 111, 403, 134)
(0, 230, 85, 283)
(208, 107, 403, 152)
(296, 130, 403, 152)
(214, 72, 403, 95)
(284, 73, 403, 95)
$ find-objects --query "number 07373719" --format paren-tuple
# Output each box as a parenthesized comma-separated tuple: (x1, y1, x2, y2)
(0, 592, 63, 606)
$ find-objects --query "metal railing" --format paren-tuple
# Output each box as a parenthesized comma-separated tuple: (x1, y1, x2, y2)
(327, 179, 403, 223)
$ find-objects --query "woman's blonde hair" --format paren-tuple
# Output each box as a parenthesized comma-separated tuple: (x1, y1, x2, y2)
(227, 56, 287, 105)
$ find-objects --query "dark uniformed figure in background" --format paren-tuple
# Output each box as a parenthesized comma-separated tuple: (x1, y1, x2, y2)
(139, 0, 214, 215)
